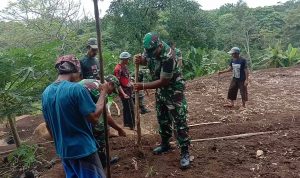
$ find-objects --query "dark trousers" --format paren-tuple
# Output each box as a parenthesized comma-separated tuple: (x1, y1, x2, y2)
(227, 78, 248, 101)
(121, 98, 135, 128)
(62, 152, 106, 178)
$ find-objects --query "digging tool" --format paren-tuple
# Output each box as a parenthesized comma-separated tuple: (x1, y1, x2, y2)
(135, 63, 142, 150)
(92, 0, 111, 177)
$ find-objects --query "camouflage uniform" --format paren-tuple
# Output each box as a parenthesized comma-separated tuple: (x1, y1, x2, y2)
(145, 41, 190, 149)
(78, 75, 120, 166)
(175, 48, 183, 71)
(132, 68, 150, 111)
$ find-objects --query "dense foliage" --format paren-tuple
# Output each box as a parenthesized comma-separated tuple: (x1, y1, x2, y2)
(0, 0, 300, 118)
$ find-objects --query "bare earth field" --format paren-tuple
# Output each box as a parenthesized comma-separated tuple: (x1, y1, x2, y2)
(1, 66, 299, 178)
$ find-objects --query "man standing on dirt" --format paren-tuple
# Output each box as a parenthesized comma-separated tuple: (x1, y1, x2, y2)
(114, 52, 135, 130)
(218, 47, 249, 107)
(134, 32, 190, 169)
(42, 55, 110, 178)
(80, 38, 125, 168)
(137, 68, 151, 114)
(79, 75, 126, 168)
(80, 38, 101, 79)
(168, 41, 183, 69)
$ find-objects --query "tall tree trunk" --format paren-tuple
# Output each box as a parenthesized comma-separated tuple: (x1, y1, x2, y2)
(8, 114, 21, 148)
(244, 30, 252, 71)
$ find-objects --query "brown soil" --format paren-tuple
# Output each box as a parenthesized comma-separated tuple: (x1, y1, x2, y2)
(1, 66, 300, 178)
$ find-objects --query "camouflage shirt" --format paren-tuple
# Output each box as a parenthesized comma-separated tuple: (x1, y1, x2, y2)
(145, 41, 185, 91)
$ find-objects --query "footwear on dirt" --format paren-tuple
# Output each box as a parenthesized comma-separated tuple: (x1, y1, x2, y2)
(140, 106, 151, 114)
(153, 144, 171, 155)
(180, 147, 190, 169)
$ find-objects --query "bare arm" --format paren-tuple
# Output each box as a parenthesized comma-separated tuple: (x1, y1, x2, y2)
(86, 85, 108, 125)
(118, 86, 129, 98)
(134, 54, 148, 66)
(245, 68, 249, 81)
(107, 114, 126, 136)
(219, 66, 232, 75)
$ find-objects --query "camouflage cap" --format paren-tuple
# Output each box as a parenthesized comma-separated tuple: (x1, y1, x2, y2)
(143, 32, 160, 58)
(143, 32, 160, 50)
(228, 47, 240, 54)
(55, 55, 81, 74)
(87, 38, 98, 49)
(105, 75, 120, 94)
(78, 79, 101, 102)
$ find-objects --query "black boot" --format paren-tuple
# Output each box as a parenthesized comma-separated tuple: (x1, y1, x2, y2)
(140, 106, 150, 114)
(153, 143, 171, 155)
(180, 147, 190, 169)
(99, 150, 120, 168)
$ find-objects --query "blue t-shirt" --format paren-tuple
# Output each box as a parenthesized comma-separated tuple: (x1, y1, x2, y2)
(230, 58, 247, 81)
(42, 80, 97, 159)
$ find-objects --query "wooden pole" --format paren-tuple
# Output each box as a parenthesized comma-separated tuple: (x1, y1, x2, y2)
(170, 131, 275, 144)
(92, 0, 111, 177)
(135, 63, 142, 149)
(188, 122, 222, 128)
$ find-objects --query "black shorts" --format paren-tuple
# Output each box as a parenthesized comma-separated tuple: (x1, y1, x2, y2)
(227, 79, 248, 101)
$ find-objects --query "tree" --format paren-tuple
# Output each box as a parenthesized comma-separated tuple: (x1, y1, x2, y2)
(0, 50, 48, 147)
(0, 0, 82, 51)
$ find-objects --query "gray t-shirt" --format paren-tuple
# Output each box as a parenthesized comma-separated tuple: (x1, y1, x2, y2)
(80, 55, 100, 79)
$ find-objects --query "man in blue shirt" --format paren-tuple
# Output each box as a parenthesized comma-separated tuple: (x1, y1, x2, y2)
(218, 47, 249, 108)
(42, 55, 115, 178)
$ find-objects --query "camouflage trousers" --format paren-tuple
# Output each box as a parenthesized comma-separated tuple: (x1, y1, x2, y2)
(93, 117, 106, 150)
(155, 87, 190, 148)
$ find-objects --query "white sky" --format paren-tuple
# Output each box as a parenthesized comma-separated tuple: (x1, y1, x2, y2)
(0, 0, 288, 17)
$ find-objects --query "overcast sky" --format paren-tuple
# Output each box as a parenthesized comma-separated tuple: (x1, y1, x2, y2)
(0, 0, 288, 17)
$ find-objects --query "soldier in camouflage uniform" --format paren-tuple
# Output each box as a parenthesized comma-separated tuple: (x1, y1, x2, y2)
(168, 41, 183, 69)
(79, 75, 125, 168)
(134, 32, 190, 169)
(138, 68, 151, 114)
(132, 67, 151, 114)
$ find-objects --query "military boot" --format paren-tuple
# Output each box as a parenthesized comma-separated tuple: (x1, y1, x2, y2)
(180, 146, 190, 169)
(140, 106, 151, 114)
(153, 143, 171, 155)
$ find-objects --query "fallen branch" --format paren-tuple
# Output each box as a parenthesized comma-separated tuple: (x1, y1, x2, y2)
(36, 141, 54, 146)
(190, 131, 275, 143)
(189, 122, 222, 128)
(171, 131, 275, 144)
(0, 149, 14, 155)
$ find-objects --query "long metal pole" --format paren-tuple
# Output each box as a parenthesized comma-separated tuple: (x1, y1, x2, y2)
(92, 0, 111, 177)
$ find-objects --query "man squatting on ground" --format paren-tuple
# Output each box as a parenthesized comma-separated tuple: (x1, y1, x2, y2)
(218, 47, 249, 108)
(134, 32, 190, 169)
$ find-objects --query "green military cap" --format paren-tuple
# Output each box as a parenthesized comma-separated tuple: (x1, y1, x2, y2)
(143, 32, 160, 58)
(105, 75, 120, 94)
(87, 38, 98, 49)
